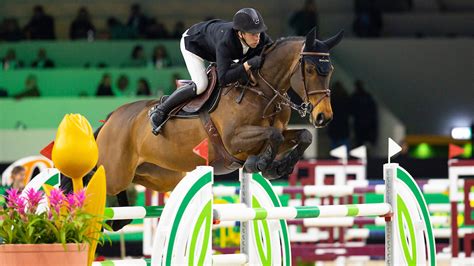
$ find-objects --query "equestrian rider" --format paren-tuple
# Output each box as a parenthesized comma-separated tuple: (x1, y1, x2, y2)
(149, 8, 272, 134)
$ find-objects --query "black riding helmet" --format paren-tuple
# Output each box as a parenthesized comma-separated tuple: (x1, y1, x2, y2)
(232, 8, 267, 33)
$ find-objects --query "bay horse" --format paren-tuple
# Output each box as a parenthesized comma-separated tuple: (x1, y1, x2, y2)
(92, 27, 342, 229)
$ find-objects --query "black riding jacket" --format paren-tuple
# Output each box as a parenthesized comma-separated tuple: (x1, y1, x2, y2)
(184, 19, 272, 86)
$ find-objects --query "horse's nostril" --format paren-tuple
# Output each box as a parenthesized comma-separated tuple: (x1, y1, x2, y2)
(316, 113, 325, 125)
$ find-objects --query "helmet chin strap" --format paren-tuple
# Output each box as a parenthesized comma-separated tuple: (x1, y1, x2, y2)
(238, 31, 251, 47)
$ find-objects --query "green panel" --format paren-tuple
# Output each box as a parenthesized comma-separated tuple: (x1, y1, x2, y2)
(0, 40, 183, 68)
(0, 67, 189, 97)
(0, 97, 156, 129)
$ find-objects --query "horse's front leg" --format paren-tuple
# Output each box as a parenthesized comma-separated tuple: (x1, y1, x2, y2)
(263, 129, 312, 179)
(229, 126, 284, 173)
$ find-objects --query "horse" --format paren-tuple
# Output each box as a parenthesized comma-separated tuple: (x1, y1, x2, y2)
(89, 27, 342, 229)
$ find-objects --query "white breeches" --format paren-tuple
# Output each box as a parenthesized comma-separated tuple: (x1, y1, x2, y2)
(180, 32, 208, 95)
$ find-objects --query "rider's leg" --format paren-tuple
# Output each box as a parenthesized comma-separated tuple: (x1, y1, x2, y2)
(179, 31, 208, 95)
(149, 32, 208, 135)
(150, 82, 197, 135)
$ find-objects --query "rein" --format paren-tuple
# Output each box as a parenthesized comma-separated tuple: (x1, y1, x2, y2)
(247, 45, 331, 119)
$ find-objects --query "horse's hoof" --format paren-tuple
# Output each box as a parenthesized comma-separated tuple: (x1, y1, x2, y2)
(262, 172, 279, 180)
(106, 219, 133, 231)
(278, 163, 294, 177)
(243, 156, 260, 173)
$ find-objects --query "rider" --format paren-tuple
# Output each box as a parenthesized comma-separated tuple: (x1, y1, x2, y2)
(149, 8, 273, 134)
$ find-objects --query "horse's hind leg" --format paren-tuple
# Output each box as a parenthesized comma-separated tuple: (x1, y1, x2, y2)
(229, 126, 284, 173)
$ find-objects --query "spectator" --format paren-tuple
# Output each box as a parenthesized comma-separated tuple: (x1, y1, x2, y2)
(96, 73, 114, 96)
(114, 74, 131, 96)
(70, 7, 96, 40)
(31, 48, 55, 68)
(136, 78, 152, 96)
(127, 3, 149, 36)
(2, 49, 24, 70)
(146, 18, 169, 39)
(107, 17, 136, 39)
(289, 0, 318, 36)
(9, 166, 26, 192)
(353, 0, 383, 37)
(24, 5, 55, 40)
(328, 81, 351, 149)
(1, 18, 23, 41)
(150, 45, 171, 69)
(349, 80, 378, 147)
(14, 74, 40, 99)
(170, 21, 185, 39)
(124, 45, 147, 67)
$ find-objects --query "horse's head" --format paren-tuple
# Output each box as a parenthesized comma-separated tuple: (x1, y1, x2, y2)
(290, 27, 344, 128)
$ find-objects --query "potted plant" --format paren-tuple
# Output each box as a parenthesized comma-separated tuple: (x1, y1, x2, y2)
(0, 113, 109, 266)
(0, 186, 108, 266)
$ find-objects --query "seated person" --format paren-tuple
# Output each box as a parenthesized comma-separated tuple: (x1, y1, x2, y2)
(70, 7, 96, 40)
(123, 45, 147, 67)
(136, 78, 152, 96)
(14, 74, 40, 99)
(2, 49, 24, 70)
(150, 45, 171, 69)
(96, 73, 113, 96)
(9, 165, 26, 192)
(114, 74, 132, 96)
(31, 48, 55, 68)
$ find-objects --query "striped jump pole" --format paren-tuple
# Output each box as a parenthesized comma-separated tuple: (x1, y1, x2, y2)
(213, 203, 391, 221)
(104, 206, 164, 220)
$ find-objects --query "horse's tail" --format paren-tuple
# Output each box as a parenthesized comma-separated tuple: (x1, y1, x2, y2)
(94, 111, 114, 139)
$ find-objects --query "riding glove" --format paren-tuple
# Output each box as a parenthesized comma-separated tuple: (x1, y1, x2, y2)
(246, 56, 263, 70)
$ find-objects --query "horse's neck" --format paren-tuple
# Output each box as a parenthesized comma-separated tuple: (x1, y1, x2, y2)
(260, 40, 303, 93)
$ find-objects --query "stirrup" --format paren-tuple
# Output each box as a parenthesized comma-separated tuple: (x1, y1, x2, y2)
(152, 115, 172, 135)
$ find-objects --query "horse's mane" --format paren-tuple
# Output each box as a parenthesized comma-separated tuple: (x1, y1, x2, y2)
(263, 36, 304, 56)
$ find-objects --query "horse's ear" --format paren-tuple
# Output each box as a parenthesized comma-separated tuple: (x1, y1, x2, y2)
(323, 30, 344, 50)
(305, 27, 317, 46)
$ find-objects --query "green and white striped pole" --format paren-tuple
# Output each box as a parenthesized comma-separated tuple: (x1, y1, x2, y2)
(214, 203, 391, 221)
(104, 206, 164, 220)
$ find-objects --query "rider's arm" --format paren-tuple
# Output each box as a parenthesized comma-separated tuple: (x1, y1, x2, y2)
(216, 42, 249, 85)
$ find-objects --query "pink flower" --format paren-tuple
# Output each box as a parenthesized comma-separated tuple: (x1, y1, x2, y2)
(25, 188, 43, 214)
(17, 197, 27, 216)
(48, 188, 65, 214)
(5, 188, 26, 216)
(5, 188, 20, 209)
(66, 193, 76, 211)
(74, 190, 86, 208)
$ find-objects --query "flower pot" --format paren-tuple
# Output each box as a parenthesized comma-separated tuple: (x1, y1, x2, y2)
(0, 243, 88, 266)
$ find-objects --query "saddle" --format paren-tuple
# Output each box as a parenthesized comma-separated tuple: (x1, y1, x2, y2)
(160, 64, 219, 118)
(157, 64, 245, 173)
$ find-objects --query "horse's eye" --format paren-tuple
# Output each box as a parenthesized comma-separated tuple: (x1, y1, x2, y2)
(306, 66, 315, 74)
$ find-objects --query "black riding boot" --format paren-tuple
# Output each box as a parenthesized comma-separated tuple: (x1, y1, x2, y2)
(149, 82, 197, 135)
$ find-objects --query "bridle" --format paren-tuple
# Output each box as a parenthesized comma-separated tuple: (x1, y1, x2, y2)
(255, 44, 331, 118)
